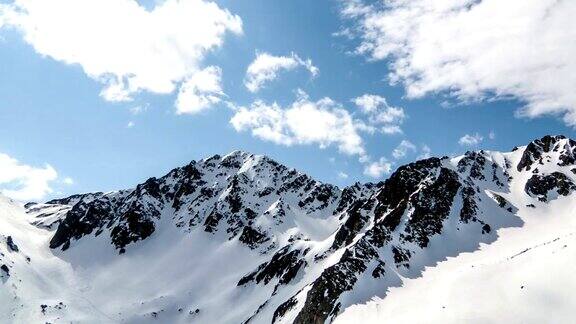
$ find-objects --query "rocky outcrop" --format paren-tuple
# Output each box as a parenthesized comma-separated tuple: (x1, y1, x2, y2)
(525, 172, 576, 202)
(6, 236, 19, 252)
(517, 135, 576, 171)
(43, 152, 372, 254)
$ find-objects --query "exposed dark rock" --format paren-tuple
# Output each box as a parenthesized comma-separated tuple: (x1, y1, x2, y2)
(334, 183, 374, 215)
(517, 135, 570, 171)
(329, 200, 370, 251)
(272, 296, 298, 323)
(1, 264, 9, 276)
(24, 202, 38, 209)
(110, 210, 156, 252)
(525, 172, 576, 201)
(46, 192, 104, 206)
(371, 261, 386, 278)
(203, 209, 223, 233)
(238, 246, 305, 286)
(6, 236, 19, 252)
(458, 151, 487, 180)
(238, 226, 270, 249)
(291, 242, 377, 324)
(392, 246, 411, 267)
(380, 199, 407, 232)
(402, 168, 461, 248)
(374, 158, 442, 221)
(49, 197, 116, 250)
(298, 184, 338, 211)
(460, 185, 479, 223)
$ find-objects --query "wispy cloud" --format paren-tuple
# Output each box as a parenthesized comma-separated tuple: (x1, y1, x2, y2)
(337, 171, 349, 179)
(392, 140, 417, 159)
(244, 52, 318, 93)
(417, 145, 432, 159)
(363, 157, 392, 178)
(459, 133, 484, 146)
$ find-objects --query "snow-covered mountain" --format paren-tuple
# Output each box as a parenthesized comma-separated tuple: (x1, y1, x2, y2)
(2, 135, 576, 323)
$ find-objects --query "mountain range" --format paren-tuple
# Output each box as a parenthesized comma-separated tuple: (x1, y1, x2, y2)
(1, 135, 576, 323)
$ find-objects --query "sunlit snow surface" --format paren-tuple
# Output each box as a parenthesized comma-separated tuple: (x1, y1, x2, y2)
(335, 196, 576, 324)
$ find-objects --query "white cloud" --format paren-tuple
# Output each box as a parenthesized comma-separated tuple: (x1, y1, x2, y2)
(0, 152, 58, 201)
(129, 104, 148, 115)
(352, 94, 405, 134)
(230, 95, 366, 157)
(352, 94, 387, 114)
(337, 171, 349, 179)
(392, 140, 416, 159)
(0, 0, 242, 107)
(488, 131, 496, 140)
(459, 133, 484, 146)
(244, 52, 319, 93)
(343, 0, 576, 126)
(381, 125, 402, 135)
(363, 157, 392, 178)
(175, 66, 225, 114)
(62, 177, 74, 185)
(373, 106, 405, 125)
(127, 121, 135, 128)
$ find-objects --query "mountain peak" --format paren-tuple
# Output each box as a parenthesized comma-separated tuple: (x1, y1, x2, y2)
(517, 134, 576, 171)
(12, 135, 576, 323)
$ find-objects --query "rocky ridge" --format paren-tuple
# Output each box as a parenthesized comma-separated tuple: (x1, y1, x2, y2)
(16, 135, 576, 324)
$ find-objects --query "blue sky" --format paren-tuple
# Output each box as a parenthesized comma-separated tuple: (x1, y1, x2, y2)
(0, 0, 574, 201)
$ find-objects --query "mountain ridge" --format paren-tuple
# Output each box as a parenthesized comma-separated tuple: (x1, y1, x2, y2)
(2, 134, 575, 323)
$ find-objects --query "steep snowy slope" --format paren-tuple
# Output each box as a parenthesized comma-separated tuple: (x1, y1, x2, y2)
(335, 195, 576, 324)
(333, 135, 576, 324)
(0, 195, 115, 323)
(1, 135, 575, 323)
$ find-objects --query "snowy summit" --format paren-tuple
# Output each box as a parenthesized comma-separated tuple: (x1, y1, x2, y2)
(0, 135, 574, 323)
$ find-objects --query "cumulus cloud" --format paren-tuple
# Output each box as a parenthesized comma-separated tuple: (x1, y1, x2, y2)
(230, 95, 365, 157)
(245, 52, 319, 93)
(392, 140, 416, 159)
(363, 157, 392, 178)
(459, 133, 484, 146)
(175, 66, 225, 115)
(352, 94, 387, 114)
(342, 0, 576, 126)
(0, 0, 242, 110)
(230, 92, 413, 178)
(0, 153, 58, 201)
(352, 94, 405, 134)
